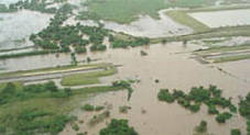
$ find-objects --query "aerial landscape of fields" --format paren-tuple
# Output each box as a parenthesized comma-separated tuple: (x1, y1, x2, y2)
(0, 0, 250, 135)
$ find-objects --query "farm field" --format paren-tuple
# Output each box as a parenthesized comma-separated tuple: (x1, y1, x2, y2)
(189, 9, 250, 28)
(87, 0, 217, 23)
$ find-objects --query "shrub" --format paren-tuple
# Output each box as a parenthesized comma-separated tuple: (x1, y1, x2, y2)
(95, 106, 105, 111)
(75, 46, 87, 54)
(189, 86, 210, 102)
(195, 120, 207, 133)
(208, 105, 219, 115)
(158, 89, 175, 103)
(81, 104, 95, 111)
(90, 44, 107, 51)
(72, 123, 79, 131)
(89, 111, 110, 126)
(189, 103, 200, 113)
(216, 112, 233, 123)
(177, 98, 190, 108)
(231, 129, 241, 135)
(119, 106, 131, 113)
(99, 119, 138, 135)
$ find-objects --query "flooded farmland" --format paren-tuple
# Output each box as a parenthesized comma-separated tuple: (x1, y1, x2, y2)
(0, 0, 250, 135)
(59, 43, 249, 135)
(189, 9, 250, 28)
(0, 10, 52, 50)
(64, 9, 193, 38)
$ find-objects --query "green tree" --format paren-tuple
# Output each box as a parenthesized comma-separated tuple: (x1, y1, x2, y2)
(100, 119, 138, 135)
(45, 81, 58, 92)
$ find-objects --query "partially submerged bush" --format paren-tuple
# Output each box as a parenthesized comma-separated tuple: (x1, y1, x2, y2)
(119, 106, 131, 113)
(158, 89, 175, 103)
(231, 129, 241, 135)
(81, 104, 104, 112)
(215, 112, 233, 123)
(99, 119, 138, 135)
(195, 120, 207, 133)
(89, 111, 110, 126)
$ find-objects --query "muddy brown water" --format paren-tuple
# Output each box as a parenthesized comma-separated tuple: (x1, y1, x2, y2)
(56, 43, 250, 135)
(0, 43, 249, 134)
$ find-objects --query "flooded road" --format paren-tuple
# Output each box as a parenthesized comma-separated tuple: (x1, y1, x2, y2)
(58, 43, 250, 135)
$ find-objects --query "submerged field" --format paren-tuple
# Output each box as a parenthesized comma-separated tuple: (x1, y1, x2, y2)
(0, 0, 250, 135)
(189, 9, 250, 28)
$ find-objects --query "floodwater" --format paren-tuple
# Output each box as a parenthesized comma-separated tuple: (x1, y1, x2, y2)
(57, 43, 249, 135)
(102, 9, 193, 38)
(216, 59, 250, 83)
(65, 9, 193, 38)
(0, 10, 53, 50)
(0, 53, 73, 73)
(0, 41, 249, 135)
(189, 9, 250, 28)
(0, 0, 20, 5)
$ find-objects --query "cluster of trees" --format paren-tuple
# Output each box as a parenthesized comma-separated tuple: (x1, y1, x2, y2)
(0, 4, 17, 12)
(99, 119, 138, 135)
(239, 92, 250, 135)
(30, 4, 77, 52)
(215, 112, 233, 123)
(0, 0, 68, 13)
(0, 81, 75, 135)
(31, 14, 110, 53)
(111, 38, 150, 48)
(158, 85, 236, 123)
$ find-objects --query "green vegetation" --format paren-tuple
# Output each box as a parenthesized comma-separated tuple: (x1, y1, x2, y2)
(0, 0, 67, 13)
(112, 80, 137, 101)
(231, 129, 241, 135)
(119, 106, 131, 113)
(90, 44, 107, 51)
(213, 54, 250, 63)
(215, 112, 233, 123)
(81, 104, 104, 112)
(195, 120, 207, 133)
(193, 44, 250, 63)
(72, 123, 80, 131)
(0, 4, 17, 12)
(158, 85, 236, 123)
(194, 44, 250, 56)
(61, 64, 117, 86)
(0, 81, 125, 135)
(166, 10, 209, 32)
(87, 0, 216, 23)
(99, 119, 138, 135)
(89, 111, 110, 126)
(239, 92, 250, 135)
